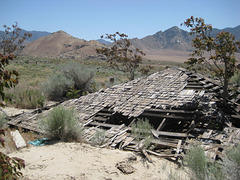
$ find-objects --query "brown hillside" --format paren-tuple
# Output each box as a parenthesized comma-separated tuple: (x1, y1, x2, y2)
(21, 30, 105, 59)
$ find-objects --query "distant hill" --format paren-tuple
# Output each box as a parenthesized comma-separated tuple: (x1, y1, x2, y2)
(97, 39, 111, 45)
(21, 30, 105, 59)
(130, 25, 240, 52)
(0, 29, 51, 43)
(131, 26, 192, 51)
(5, 25, 238, 61)
(211, 25, 240, 41)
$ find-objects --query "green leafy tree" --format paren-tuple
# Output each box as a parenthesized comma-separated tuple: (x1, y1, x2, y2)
(96, 32, 145, 80)
(0, 22, 32, 55)
(0, 23, 31, 179)
(182, 16, 240, 105)
(0, 23, 31, 104)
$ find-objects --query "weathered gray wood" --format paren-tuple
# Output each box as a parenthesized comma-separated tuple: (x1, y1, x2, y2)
(141, 112, 193, 120)
(202, 130, 213, 139)
(146, 109, 196, 114)
(175, 140, 182, 158)
(157, 117, 167, 131)
(10, 130, 27, 149)
(121, 137, 134, 148)
(151, 129, 193, 138)
(146, 150, 181, 158)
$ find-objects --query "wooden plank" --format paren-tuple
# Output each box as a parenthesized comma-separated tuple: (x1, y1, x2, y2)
(83, 118, 94, 126)
(88, 122, 117, 129)
(121, 137, 134, 148)
(202, 130, 213, 139)
(185, 85, 204, 89)
(111, 133, 128, 147)
(95, 112, 112, 117)
(146, 150, 181, 158)
(128, 118, 136, 127)
(151, 129, 193, 138)
(175, 140, 182, 158)
(141, 112, 193, 120)
(93, 116, 109, 122)
(145, 109, 196, 115)
(151, 139, 177, 148)
(186, 121, 200, 134)
(10, 130, 27, 149)
(157, 117, 167, 131)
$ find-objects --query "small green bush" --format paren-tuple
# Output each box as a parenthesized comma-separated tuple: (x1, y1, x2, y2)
(60, 61, 95, 94)
(42, 73, 74, 101)
(230, 71, 240, 86)
(90, 129, 106, 146)
(184, 144, 207, 180)
(131, 119, 153, 148)
(0, 112, 7, 128)
(42, 62, 95, 101)
(40, 106, 83, 141)
(221, 144, 240, 180)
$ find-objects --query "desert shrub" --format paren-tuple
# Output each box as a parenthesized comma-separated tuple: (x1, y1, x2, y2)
(0, 113, 7, 128)
(60, 61, 95, 95)
(184, 144, 207, 180)
(184, 144, 225, 180)
(90, 129, 106, 146)
(14, 89, 44, 109)
(42, 72, 74, 101)
(6, 86, 45, 109)
(40, 106, 83, 141)
(131, 118, 153, 148)
(230, 71, 240, 86)
(221, 144, 240, 180)
(42, 62, 95, 101)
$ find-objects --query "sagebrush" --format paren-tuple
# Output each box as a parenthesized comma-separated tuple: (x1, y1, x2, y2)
(131, 118, 153, 148)
(42, 61, 95, 101)
(184, 144, 240, 180)
(40, 106, 83, 141)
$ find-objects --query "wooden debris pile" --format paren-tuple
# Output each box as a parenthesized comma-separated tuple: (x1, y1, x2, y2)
(7, 67, 240, 161)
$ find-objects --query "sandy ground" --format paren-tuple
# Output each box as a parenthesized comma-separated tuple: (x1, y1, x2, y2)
(2, 103, 190, 180)
(9, 142, 189, 180)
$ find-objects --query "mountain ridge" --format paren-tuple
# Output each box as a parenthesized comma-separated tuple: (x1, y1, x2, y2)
(1, 25, 239, 60)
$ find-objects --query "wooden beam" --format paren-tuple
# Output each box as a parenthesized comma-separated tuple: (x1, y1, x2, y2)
(185, 85, 204, 89)
(95, 112, 112, 117)
(157, 118, 167, 131)
(146, 150, 181, 158)
(93, 116, 109, 122)
(88, 121, 117, 129)
(141, 112, 193, 120)
(151, 129, 193, 138)
(128, 118, 136, 127)
(145, 109, 196, 114)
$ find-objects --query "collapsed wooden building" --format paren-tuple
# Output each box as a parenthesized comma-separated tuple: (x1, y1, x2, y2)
(8, 67, 240, 160)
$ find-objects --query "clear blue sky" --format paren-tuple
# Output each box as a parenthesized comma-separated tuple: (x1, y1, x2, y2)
(1, 0, 239, 40)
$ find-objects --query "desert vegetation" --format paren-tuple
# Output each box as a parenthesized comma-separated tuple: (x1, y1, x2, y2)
(184, 144, 240, 180)
(40, 106, 83, 142)
(1, 17, 240, 180)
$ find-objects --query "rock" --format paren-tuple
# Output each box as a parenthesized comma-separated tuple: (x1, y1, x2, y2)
(115, 161, 135, 174)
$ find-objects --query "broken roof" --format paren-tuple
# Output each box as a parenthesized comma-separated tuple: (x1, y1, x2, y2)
(8, 67, 240, 132)
(61, 67, 206, 120)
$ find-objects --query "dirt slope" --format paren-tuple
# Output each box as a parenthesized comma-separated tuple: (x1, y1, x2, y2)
(21, 30, 105, 59)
